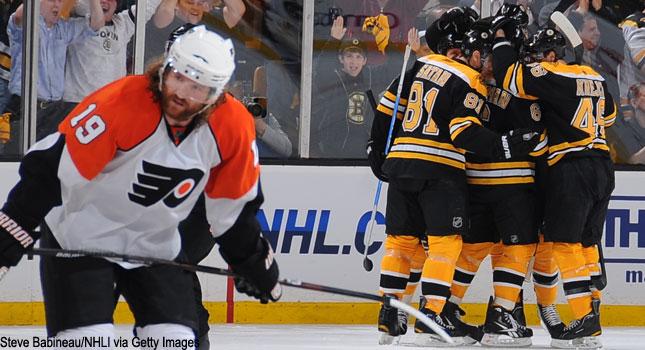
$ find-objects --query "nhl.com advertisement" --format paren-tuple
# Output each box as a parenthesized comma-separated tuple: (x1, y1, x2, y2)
(255, 167, 645, 305)
(0, 165, 644, 348)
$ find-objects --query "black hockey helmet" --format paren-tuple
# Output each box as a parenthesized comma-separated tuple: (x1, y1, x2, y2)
(436, 33, 464, 56)
(165, 23, 198, 54)
(425, 6, 479, 54)
(526, 27, 567, 60)
(461, 19, 494, 69)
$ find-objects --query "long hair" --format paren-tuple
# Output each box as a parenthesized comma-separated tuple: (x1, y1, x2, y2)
(144, 59, 228, 125)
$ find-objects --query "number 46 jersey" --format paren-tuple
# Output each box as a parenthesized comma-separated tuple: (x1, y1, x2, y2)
(3, 75, 260, 268)
(493, 44, 617, 166)
(371, 54, 507, 181)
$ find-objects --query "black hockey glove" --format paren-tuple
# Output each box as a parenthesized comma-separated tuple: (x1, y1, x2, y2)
(496, 129, 540, 160)
(491, 15, 518, 38)
(229, 236, 281, 304)
(366, 140, 388, 182)
(0, 210, 39, 277)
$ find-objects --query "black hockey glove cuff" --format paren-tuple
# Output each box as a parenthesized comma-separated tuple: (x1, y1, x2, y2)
(366, 140, 388, 182)
(0, 209, 40, 270)
(495, 129, 539, 160)
(225, 236, 281, 304)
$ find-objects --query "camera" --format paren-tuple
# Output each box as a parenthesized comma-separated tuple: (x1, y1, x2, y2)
(329, 7, 342, 20)
(245, 96, 267, 118)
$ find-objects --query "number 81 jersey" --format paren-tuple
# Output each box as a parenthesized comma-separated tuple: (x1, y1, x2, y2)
(18, 75, 260, 268)
(376, 54, 490, 180)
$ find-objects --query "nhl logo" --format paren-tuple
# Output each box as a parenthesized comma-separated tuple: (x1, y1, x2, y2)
(452, 216, 463, 229)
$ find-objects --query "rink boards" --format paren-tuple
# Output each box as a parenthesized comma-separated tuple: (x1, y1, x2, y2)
(0, 163, 644, 326)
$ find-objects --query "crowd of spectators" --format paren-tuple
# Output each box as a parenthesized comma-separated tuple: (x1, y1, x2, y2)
(1, 0, 644, 163)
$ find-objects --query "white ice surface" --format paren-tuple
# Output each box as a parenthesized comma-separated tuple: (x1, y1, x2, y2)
(0, 325, 644, 349)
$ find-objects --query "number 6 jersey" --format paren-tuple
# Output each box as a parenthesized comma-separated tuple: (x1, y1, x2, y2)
(2, 75, 260, 268)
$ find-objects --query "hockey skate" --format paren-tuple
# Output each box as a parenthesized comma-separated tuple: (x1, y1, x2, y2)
(442, 300, 482, 344)
(551, 300, 602, 349)
(413, 297, 469, 347)
(537, 303, 565, 338)
(377, 301, 405, 345)
(481, 305, 533, 347)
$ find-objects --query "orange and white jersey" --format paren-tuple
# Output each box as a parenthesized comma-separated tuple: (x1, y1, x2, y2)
(29, 75, 260, 267)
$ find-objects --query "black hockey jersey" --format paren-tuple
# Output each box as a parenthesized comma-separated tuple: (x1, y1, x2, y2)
(493, 43, 616, 166)
(372, 54, 507, 180)
(465, 84, 547, 186)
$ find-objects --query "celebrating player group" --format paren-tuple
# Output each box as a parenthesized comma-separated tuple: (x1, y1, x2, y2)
(0, 2, 617, 350)
(368, 4, 615, 349)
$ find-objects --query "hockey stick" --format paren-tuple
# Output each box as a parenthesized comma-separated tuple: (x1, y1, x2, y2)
(550, 11, 584, 64)
(594, 243, 607, 291)
(362, 89, 380, 273)
(362, 44, 412, 272)
(22, 247, 453, 343)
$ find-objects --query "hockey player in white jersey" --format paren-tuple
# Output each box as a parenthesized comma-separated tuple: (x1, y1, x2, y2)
(0, 26, 281, 349)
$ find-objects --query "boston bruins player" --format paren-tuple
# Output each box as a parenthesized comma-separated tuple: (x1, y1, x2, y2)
(445, 13, 547, 348)
(371, 7, 479, 346)
(492, 25, 616, 349)
(368, 7, 540, 346)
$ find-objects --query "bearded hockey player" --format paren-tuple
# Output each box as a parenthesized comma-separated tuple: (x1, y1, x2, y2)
(0, 26, 281, 349)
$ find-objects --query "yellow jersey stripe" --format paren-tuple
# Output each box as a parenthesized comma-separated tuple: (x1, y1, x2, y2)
(389, 143, 466, 163)
(548, 136, 595, 153)
(376, 103, 404, 120)
(449, 116, 481, 140)
(417, 55, 487, 96)
(503, 64, 515, 94)
(540, 62, 604, 80)
(388, 151, 465, 170)
(547, 153, 565, 166)
(529, 132, 548, 157)
(546, 139, 609, 166)
(467, 177, 535, 185)
(383, 90, 408, 105)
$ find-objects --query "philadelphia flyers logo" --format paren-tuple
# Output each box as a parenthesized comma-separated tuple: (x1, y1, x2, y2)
(128, 161, 204, 208)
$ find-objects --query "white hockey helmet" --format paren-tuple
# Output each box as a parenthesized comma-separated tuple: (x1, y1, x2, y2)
(162, 25, 235, 104)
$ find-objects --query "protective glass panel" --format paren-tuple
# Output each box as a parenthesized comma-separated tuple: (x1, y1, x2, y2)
(310, 0, 462, 159)
(141, 0, 303, 160)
